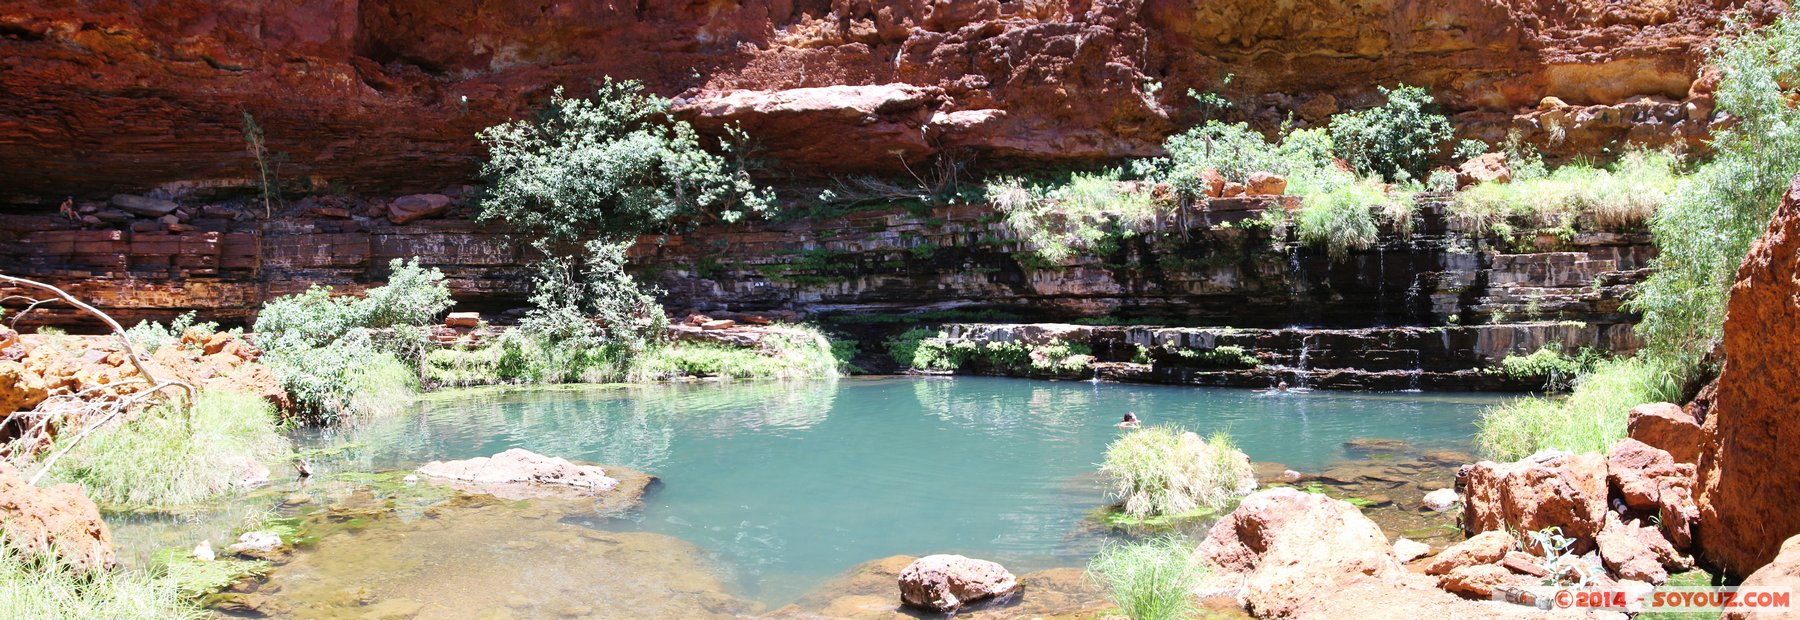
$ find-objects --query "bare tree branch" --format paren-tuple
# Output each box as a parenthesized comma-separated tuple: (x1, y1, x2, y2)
(0, 274, 194, 402)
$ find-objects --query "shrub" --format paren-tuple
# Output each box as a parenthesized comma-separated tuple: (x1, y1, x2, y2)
(476, 79, 772, 245)
(520, 240, 667, 352)
(1633, 14, 1800, 356)
(627, 326, 843, 381)
(1286, 171, 1413, 260)
(1328, 84, 1453, 182)
(0, 545, 196, 620)
(1101, 427, 1250, 519)
(1086, 536, 1207, 620)
(255, 259, 449, 421)
(1172, 345, 1259, 369)
(124, 312, 216, 354)
(1495, 344, 1606, 391)
(988, 169, 1155, 264)
(1476, 356, 1691, 460)
(43, 390, 291, 508)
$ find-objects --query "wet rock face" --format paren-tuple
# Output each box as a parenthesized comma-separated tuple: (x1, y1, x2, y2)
(0, 0, 1771, 200)
(0, 463, 116, 574)
(896, 554, 1021, 613)
(1697, 172, 1800, 579)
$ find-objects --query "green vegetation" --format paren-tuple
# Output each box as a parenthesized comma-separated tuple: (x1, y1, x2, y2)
(1170, 345, 1260, 369)
(1476, 356, 1690, 460)
(1101, 427, 1249, 519)
(1449, 149, 1681, 239)
(475, 79, 770, 245)
(1327, 84, 1454, 182)
(887, 331, 1095, 375)
(1293, 176, 1400, 260)
(152, 550, 269, 600)
(1493, 344, 1606, 392)
(123, 312, 219, 354)
(627, 328, 844, 381)
(255, 258, 448, 422)
(43, 390, 290, 508)
(0, 546, 197, 620)
(986, 169, 1154, 264)
(1086, 536, 1208, 620)
(1476, 13, 1800, 460)
(1634, 15, 1800, 356)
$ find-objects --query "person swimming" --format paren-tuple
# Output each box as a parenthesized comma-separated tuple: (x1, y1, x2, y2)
(1117, 411, 1141, 429)
(1276, 381, 1290, 392)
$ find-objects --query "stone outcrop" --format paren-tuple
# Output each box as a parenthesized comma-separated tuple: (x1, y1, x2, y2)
(0, 462, 116, 574)
(0, 0, 1771, 202)
(1696, 172, 1800, 579)
(895, 554, 1020, 613)
(417, 449, 620, 496)
(1460, 451, 1608, 554)
(1605, 438, 1698, 550)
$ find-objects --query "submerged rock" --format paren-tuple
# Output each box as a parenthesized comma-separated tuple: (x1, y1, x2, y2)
(1421, 488, 1459, 512)
(897, 554, 1021, 613)
(0, 462, 115, 573)
(418, 449, 619, 497)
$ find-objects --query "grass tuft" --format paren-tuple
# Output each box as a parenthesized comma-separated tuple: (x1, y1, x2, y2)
(1475, 356, 1691, 460)
(0, 544, 197, 620)
(1087, 536, 1208, 620)
(1101, 427, 1250, 519)
(43, 390, 290, 508)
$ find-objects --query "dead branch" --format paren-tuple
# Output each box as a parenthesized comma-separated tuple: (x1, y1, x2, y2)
(0, 274, 194, 402)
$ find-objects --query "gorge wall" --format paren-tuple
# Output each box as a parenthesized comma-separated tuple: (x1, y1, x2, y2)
(1696, 173, 1800, 579)
(0, 0, 1777, 204)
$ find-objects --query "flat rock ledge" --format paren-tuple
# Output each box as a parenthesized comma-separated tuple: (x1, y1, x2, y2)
(418, 448, 623, 501)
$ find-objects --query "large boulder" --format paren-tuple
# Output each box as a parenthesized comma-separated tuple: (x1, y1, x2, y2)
(1627, 403, 1701, 464)
(0, 462, 116, 574)
(1457, 153, 1511, 188)
(1697, 172, 1800, 578)
(1460, 451, 1609, 554)
(896, 554, 1020, 613)
(1197, 488, 1402, 617)
(1595, 513, 1669, 584)
(1725, 535, 1800, 620)
(1605, 438, 1698, 550)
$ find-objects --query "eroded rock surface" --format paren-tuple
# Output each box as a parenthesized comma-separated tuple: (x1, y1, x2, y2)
(0, 462, 116, 574)
(417, 449, 642, 503)
(1460, 450, 1608, 554)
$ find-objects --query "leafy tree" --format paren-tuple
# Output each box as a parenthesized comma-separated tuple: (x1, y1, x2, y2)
(1328, 85, 1453, 182)
(475, 80, 772, 245)
(1633, 15, 1800, 357)
(518, 240, 666, 351)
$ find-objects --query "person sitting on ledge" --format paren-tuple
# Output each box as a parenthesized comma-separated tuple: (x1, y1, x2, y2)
(1116, 411, 1141, 429)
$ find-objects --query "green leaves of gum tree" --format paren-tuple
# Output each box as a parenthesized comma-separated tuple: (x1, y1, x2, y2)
(475, 79, 773, 246)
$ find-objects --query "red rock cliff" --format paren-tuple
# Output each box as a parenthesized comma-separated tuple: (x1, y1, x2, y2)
(0, 0, 1777, 203)
(1696, 172, 1800, 578)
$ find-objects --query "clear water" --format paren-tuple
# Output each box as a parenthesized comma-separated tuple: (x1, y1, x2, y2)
(297, 376, 1503, 604)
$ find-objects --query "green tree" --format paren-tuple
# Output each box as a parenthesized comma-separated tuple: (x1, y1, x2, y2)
(1328, 84, 1453, 182)
(475, 79, 772, 245)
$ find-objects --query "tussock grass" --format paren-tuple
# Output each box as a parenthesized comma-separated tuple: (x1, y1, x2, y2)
(1101, 427, 1250, 519)
(1449, 150, 1681, 237)
(0, 545, 197, 620)
(43, 390, 290, 508)
(1087, 536, 1208, 620)
(1476, 356, 1690, 460)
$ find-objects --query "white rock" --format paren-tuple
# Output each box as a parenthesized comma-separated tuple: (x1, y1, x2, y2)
(1422, 488, 1460, 512)
(192, 540, 215, 562)
(226, 531, 282, 556)
(1394, 538, 1432, 563)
